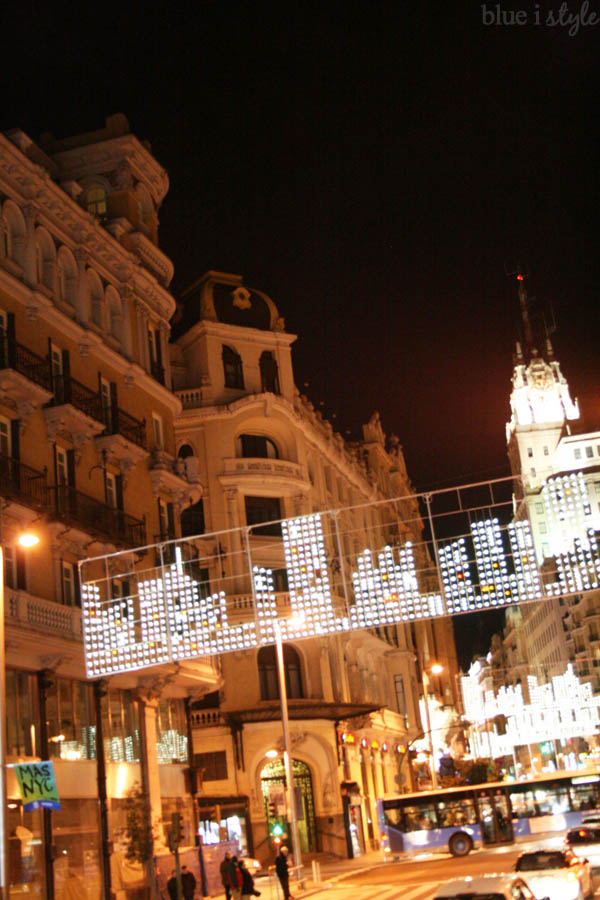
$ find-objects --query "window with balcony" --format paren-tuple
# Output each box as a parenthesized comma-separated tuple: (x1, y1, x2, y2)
(258, 644, 304, 700)
(4, 544, 26, 591)
(245, 496, 282, 536)
(105, 472, 123, 510)
(60, 560, 81, 607)
(222, 345, 244, 389)
(260, 350, 280, 394)
(237, 434, 279, 459)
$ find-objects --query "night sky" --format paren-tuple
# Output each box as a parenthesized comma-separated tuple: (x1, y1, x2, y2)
(2, 3, 599, 665)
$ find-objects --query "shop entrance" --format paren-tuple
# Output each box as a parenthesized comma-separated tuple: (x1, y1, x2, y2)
(260, 758, 317, 853)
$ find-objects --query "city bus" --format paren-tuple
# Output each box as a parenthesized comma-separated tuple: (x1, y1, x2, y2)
(378, 768, 600, 857)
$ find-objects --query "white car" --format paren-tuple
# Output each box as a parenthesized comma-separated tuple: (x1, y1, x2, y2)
(566, 825, 600, 868)
(514, 848, 592, 900)
(433, 874, 539, 900)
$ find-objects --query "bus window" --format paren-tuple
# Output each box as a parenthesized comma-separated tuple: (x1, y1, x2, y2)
(383, 807, 402, 828)
(436, 798, 477, 827)
(404, 804, 437, 831)
(533, 786, 570, 815)
(571, 781, 600, 811)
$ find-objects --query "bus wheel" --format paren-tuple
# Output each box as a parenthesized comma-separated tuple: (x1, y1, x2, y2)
(449, 832, 473, 857)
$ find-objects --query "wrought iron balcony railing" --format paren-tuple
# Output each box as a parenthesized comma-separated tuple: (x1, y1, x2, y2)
(101, 404, 146, 449)
(0, 337, 53, 391)
(0, 453, 48, 509)
(51, 374, 104, 422)
(49, 484, 145, 547)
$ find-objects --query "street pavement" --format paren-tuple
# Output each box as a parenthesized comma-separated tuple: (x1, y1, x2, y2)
(246, 842, 600, 900)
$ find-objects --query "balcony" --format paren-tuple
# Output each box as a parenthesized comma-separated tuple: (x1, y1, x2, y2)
(0, 337, 53, 412)
(220, 456, 309, 493)
(48, 484, 145, 547)
(149, 449, 202, 505)
(0, 454, 48, 511)
(44, 374, 105, 444)
(6, 588, 82, 641)
(95, 403, 148, 466)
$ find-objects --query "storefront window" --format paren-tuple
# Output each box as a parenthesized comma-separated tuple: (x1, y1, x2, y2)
(103, 690, 140, 762)
(53, 799, 101, 900)
(6, 670, 38, 757)
(45, 677, 96, 760)
(7, 804, 44, 899)
(156, 698, 187, 764)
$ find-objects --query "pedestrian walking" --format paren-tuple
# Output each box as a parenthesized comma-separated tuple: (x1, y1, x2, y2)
(227, 855, 243, 900)
(239, 859, 261, 899)
(181, 866, 196, 900)
(275, 846, 293, 900)
(166, 871, 178, 900)
(220, 850, 233, 900)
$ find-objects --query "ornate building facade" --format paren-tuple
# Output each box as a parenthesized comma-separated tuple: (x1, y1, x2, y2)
(170, 270, 459, 861)
(0, 117, 220, 900)
(0, 115, 461, 900)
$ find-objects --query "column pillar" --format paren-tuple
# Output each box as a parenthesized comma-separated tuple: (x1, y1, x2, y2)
(74, 248, 90, 322)
(224, 488, 246, 590)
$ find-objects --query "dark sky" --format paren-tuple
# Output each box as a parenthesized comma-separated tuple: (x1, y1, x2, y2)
(2, 3, 599, 664)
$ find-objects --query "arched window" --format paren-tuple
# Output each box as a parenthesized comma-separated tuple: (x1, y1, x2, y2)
(105, 286, 123, 343)
(260, 351, 280, 394)
(258, 644, 304, 700)
(2, 202, 26, 268)
(57, 247, 77, 306)
(222, 345, 244, 389)
(236, 434, 279, 459)
(35, 228, 57, 293)
(88, 269, 104, 328)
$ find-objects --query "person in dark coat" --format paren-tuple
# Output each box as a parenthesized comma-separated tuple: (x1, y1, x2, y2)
(181, 866, 196, 900)
(238, 859, 260, 899)
(226, 855, 243, 900)
(220, 850, 233, 900)
(275, 846, 293, 900)
(167, 871, 178, 900)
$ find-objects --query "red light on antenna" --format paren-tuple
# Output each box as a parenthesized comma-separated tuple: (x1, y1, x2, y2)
(517, 274, 524, 281)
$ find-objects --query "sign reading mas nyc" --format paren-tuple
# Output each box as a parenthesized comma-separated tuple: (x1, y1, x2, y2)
(81, 511, 600, 678)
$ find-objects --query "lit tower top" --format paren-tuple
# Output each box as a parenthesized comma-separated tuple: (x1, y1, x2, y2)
(506, 272, 579, 438)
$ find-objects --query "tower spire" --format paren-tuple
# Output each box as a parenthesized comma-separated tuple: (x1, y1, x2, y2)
(516, 269, 534, 351)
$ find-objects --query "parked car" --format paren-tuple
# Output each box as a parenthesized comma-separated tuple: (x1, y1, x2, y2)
(566, 825, 600, 868)
(514, 848, 592, 900)
(433, 874, 541, 900)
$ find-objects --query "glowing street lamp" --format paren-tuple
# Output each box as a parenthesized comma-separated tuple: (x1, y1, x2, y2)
(0, 531, 39, 900)
(422, 662, 443, 791)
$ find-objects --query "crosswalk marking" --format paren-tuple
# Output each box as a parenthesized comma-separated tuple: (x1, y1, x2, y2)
(319, 880, 440, 900)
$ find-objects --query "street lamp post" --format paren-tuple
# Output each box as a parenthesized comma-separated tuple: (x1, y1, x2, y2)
(0, 532, 39, 900)
(273, 623, 302, 875)
(421, 662, 443, 792)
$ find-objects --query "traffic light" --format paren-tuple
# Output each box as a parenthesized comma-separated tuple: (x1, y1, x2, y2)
(168, 812, 184, 853)
(271, 822, 284, 845)
(268, 800, 276, 817)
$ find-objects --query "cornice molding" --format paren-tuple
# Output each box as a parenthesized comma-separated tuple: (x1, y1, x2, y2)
(0, 134, 176, 321)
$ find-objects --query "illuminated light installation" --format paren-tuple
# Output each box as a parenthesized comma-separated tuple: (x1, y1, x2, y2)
(80, 475, 600, 679)
(351, 543, 443, 625)
(462, 664, 600, 759)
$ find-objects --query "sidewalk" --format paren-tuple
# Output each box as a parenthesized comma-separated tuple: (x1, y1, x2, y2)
(209, 850, 389, 900)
